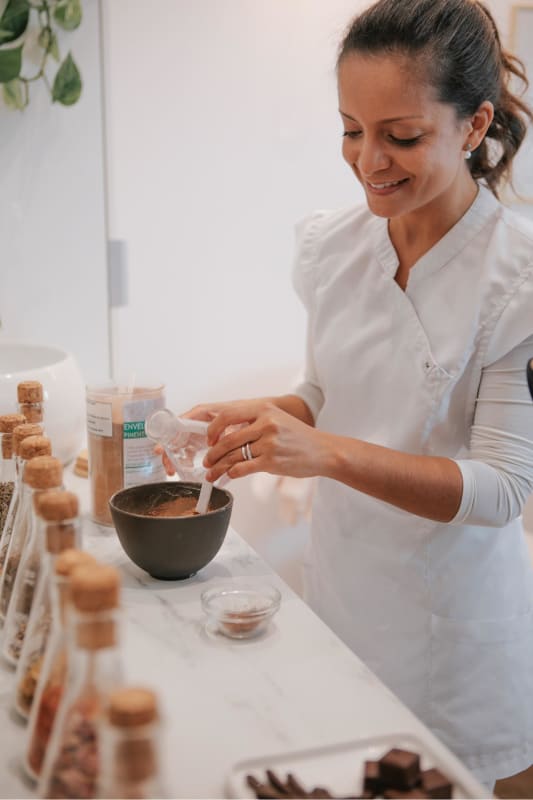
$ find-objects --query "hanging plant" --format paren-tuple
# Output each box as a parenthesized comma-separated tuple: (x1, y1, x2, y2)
(0, 0, 82, 110)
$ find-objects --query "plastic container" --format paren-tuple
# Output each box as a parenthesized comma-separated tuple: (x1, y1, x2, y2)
(100, 687, 164, 799)
(145, 408, 209, 482)
(25, 548, 97, 782)
(38, 563, 123, 799)
(14, 491, 82, 719)
(86, 383, 165, 526)
(201, 582, 281, 639)
(2, 455, 63, 661)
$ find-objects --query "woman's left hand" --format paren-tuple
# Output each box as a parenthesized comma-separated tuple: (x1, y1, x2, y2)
(203, 400, 329, 483)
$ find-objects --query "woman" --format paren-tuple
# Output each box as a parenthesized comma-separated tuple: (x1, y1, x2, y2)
(174, 0, 533, 788)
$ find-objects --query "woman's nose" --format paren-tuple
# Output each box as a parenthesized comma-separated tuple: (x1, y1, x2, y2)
(353, 136, 391, 176)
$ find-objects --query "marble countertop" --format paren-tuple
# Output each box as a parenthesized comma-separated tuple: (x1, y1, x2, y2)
(0, 470, 488, 799)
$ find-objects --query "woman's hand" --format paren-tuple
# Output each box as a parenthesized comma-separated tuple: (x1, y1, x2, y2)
(200, 399, 330, 483)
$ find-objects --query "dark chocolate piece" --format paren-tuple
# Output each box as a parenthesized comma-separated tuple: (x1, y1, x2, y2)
(383, 790, 429, 799)
(247, 774, 285, 799)
(267, 770, 291, 795)
(309, 788, 334, 798)
(379, 749, 421, 790)
(363, 760, 383, 795)
(420, 768, 453, 799)
(286, 772, 309, 797)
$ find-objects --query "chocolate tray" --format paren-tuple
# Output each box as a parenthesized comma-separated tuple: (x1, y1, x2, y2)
(225, 731, 489, 799)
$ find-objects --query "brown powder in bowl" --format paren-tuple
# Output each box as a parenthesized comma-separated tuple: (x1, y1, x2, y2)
(145, 496, 202, 518)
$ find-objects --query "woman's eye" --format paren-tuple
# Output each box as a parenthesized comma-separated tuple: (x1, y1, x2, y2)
(390, 135, 421, 147)
(342, 131, 361, 139)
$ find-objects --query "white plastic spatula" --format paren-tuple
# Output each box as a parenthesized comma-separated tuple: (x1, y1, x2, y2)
(195, 478, 213, 514)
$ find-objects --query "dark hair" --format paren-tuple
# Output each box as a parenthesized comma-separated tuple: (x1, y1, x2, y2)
(337, 0, 533, 198)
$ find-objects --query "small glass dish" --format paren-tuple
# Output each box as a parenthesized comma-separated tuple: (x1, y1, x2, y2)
(201, 583, 281, 639)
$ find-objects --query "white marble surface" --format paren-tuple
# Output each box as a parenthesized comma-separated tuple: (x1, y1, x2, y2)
(0, 470, 488, 799)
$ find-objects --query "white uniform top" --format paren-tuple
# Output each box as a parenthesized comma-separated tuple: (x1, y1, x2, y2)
(292, 185, 533, 785)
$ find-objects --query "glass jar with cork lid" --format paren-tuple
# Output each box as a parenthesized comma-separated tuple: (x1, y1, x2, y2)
(0, 414, 26, 538)
(86, 382, 165, 526)
(17, 381, 45, 426)
(14, 490, 82, 719)
(25, 548, 97, 782)
(0, 449, 61, 628)
(0, 424, 45, 577)
(38, 563, 123, 799)
(100, 687, 164, 800)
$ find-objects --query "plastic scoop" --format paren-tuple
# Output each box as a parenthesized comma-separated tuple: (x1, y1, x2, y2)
(145, 409, 212, 513)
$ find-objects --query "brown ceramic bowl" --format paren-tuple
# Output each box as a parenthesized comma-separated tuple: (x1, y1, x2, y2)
(109, 481, 233, 580)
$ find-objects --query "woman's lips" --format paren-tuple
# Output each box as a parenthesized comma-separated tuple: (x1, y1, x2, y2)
(366, 177, 409, 196)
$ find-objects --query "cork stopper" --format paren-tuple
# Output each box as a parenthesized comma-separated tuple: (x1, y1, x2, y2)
(55, 548, 96, 577)
(13, 424, 44, 455)
(19, 435, 52, 461)
(24, 455, 62, 488)
(70, 564, 120, 612)
(0, 414, 26, 434)
(17, 381, 43, 403)
(108, 688, 158, 728)
(37, 490, 79, 521)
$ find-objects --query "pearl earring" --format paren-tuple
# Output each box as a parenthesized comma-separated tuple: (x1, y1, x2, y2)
(464, 143, 472, 160)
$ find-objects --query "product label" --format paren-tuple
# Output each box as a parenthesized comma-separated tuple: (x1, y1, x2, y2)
(122, 396, 166, 488)
(86, 400, 113, 437)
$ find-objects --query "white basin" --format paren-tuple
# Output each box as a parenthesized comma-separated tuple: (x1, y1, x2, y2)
(0, 339, 86, 465)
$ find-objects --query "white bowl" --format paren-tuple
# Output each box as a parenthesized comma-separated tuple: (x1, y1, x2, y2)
(0, 339, 86, 465)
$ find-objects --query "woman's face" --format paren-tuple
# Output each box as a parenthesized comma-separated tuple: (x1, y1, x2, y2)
(337, 52, 473, 218)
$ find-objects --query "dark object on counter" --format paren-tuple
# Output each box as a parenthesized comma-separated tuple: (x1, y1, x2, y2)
(527, 358, 533, 401)
(420, 768, 453, 799)
(379, 749, 421, 791)
(363, 761, 383, 795)
(109, 481, 233, 580)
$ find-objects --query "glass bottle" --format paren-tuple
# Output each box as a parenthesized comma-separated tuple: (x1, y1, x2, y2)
(145, 408, 209, 481)
(15, 491, 82, 719)
(25, 548, 97, 782)
(0, 448, 59, 629)
(0, 425, 45, 583)
(0, 414, 25, 537)
(18, 380, 45, 427)
(99, 687, 163, 800)
(2, 454, 63, 663)
(38, 563, 123, 799)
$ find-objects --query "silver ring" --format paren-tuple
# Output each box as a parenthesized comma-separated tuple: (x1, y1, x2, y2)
(241, 442, 253, 461)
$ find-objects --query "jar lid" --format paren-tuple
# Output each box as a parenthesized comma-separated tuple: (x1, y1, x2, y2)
(19, 435, 52, 461)
(70, 564, 120, 611)
(0, 414, 26, 434)
(24, 454, 62, 488)
(13, 424, 44, 455)
(55, 548, 96, 576)
(108, 687, 158, 727)
(17, 381, 43, 403)
(37, 490, 79, 521)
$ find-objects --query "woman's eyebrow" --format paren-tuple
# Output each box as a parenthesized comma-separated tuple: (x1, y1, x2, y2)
(339, 109, 425, 123)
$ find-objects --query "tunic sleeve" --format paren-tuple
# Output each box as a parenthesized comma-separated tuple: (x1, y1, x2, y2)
(291, 212, 326, 422)
(452, 335, 533, 527)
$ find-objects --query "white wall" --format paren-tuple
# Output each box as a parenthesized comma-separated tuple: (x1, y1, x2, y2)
(0, 0, 109, 381)
(102, 0, 367, 409)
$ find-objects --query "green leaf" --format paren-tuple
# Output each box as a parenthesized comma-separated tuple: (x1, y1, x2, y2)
(0, 0, 30, 44)
(52, 51, 82, 105)
(37, 26, 59, 60)
(0, 44, 22, 83)
(53, 0, 82, 31)
(2, 77, 24, 109)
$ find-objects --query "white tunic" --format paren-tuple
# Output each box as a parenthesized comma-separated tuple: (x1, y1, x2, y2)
(292, 185, 533, 784)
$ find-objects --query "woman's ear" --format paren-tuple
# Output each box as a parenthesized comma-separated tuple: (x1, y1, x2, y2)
(464, 100, 494, 151)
